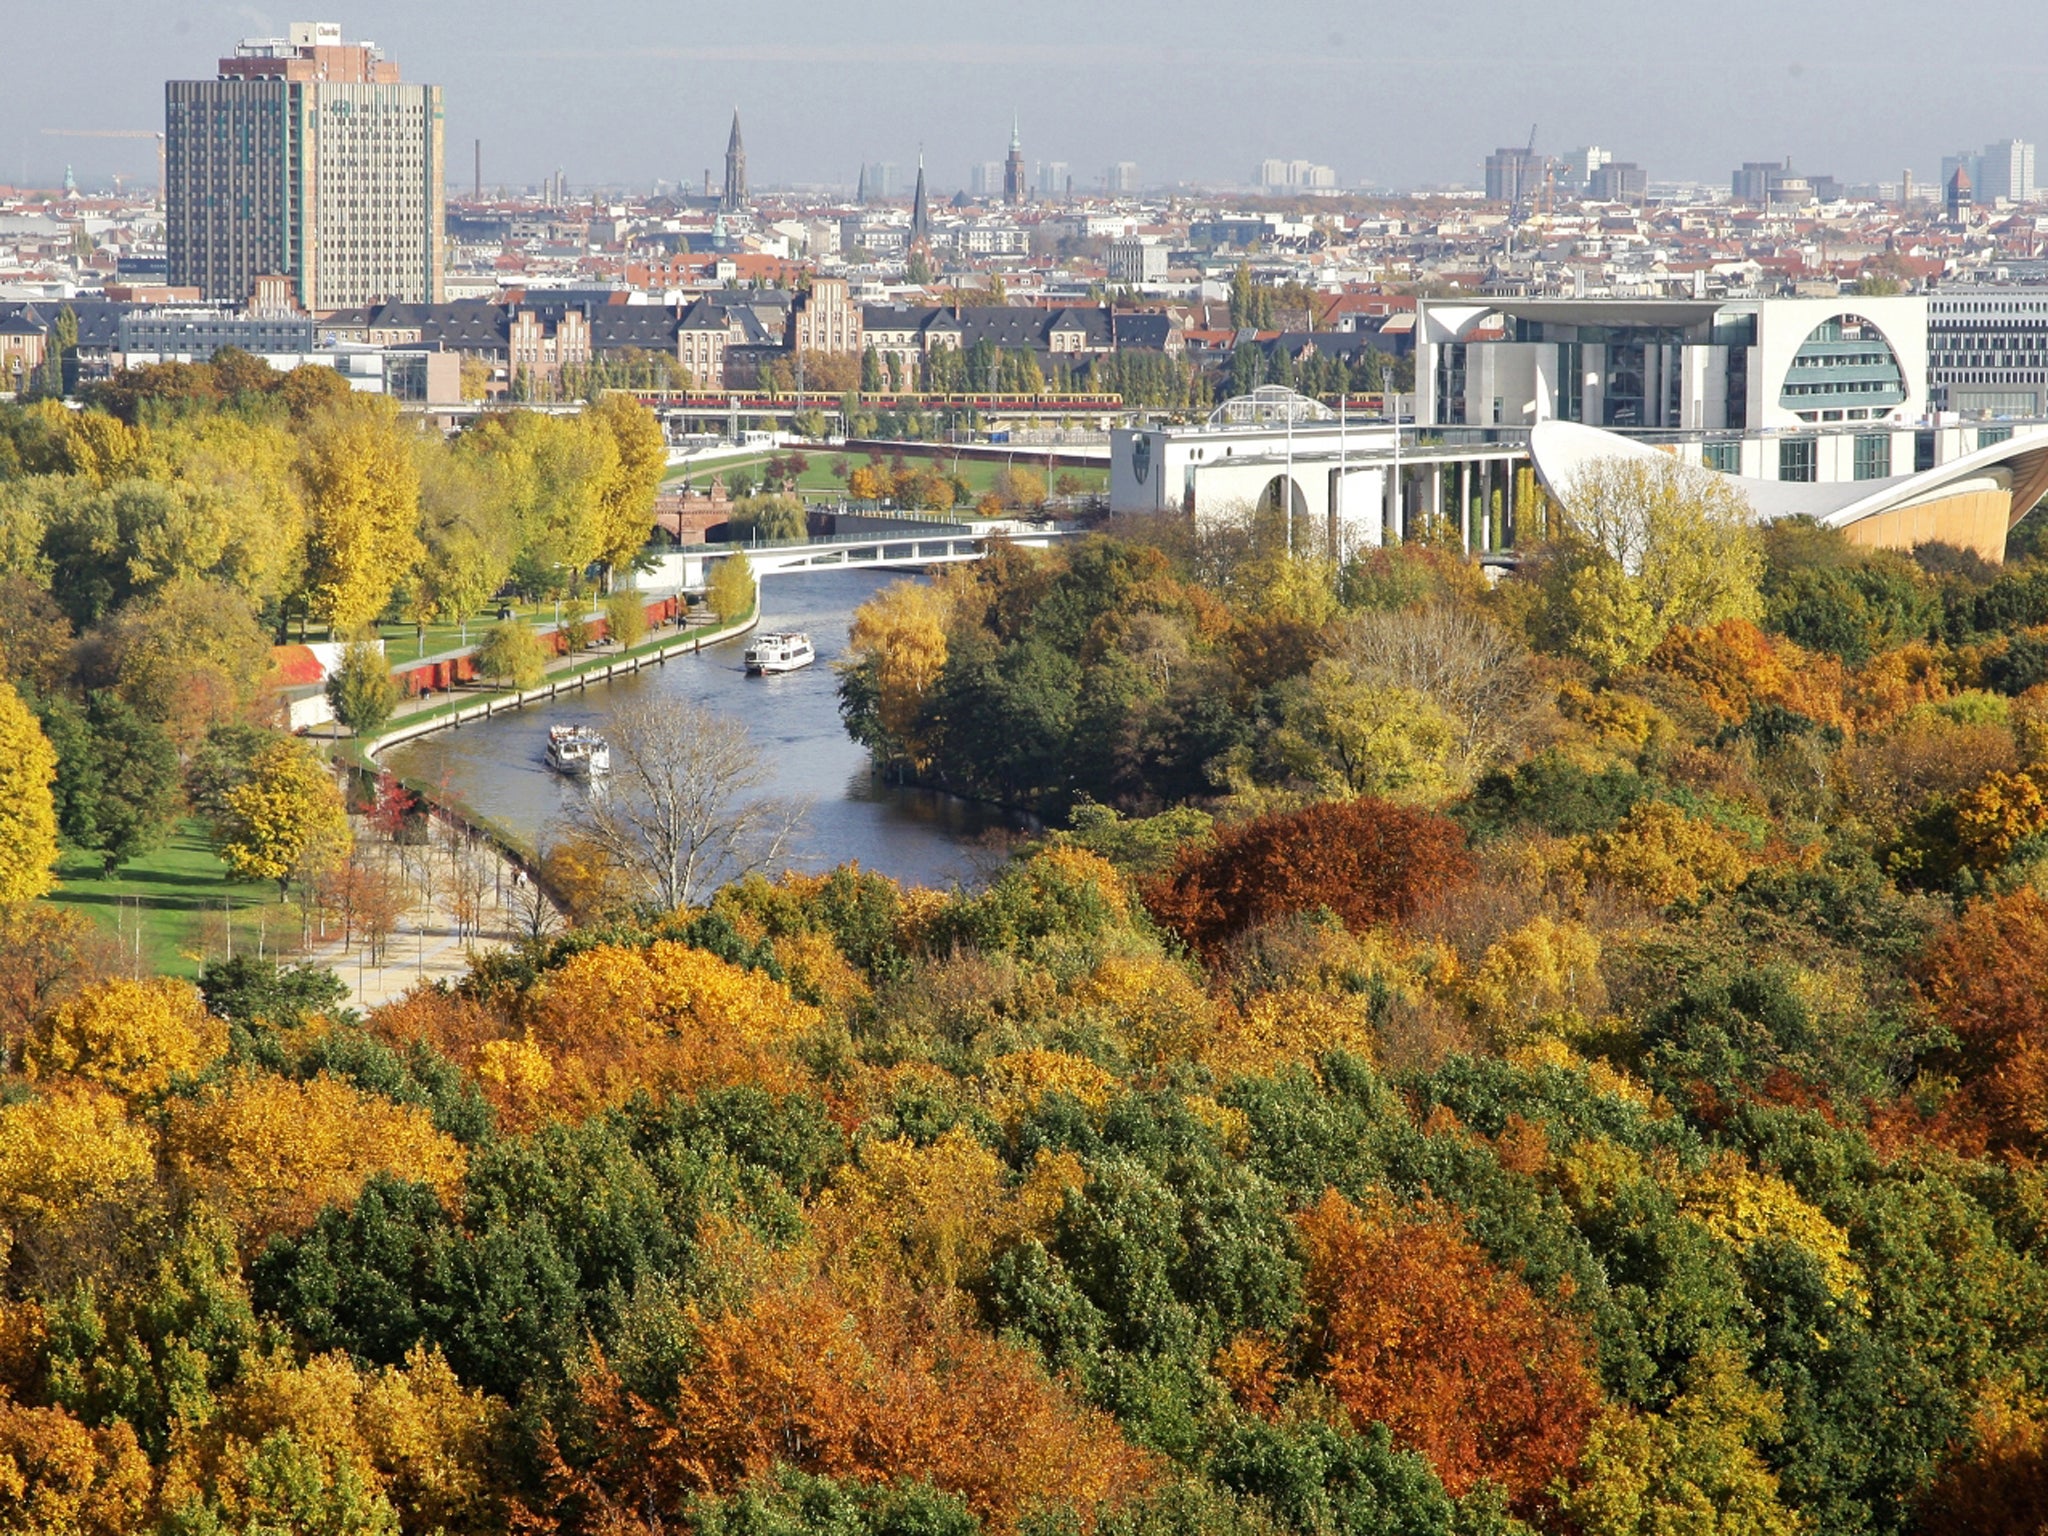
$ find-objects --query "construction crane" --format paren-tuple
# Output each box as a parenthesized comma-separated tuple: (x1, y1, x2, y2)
(1510, 124, 1537, 226)
(39, 129, 164, 200)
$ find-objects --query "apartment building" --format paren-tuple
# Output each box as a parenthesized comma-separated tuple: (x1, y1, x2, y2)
(166, 21, 444, 309)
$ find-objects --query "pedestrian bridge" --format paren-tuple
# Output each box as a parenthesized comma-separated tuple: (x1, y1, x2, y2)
(632, 518, 1078, 593)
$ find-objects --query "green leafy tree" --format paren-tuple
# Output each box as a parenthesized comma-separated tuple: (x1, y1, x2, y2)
(326, 637, 400, 740)
(40, 690, 179, 875)
(474, 620, 549, 691)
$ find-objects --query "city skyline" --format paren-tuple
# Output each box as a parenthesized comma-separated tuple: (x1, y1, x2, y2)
(11, 0, 2048, 195)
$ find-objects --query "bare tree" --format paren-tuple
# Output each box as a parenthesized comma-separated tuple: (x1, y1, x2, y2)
(568, 699, 805, 911)
(449, 833, 497, 941)
(506, 865, 563, 944)
(1338, 606, 1553, 780)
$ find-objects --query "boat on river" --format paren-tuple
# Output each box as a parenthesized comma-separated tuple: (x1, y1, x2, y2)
(745, 631, 816, 675)
(545, 724, 611, 778)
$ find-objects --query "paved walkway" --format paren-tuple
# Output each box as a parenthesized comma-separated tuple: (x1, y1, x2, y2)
(295, 821, 540, 1012)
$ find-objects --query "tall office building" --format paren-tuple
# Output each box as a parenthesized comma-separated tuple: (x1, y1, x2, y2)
(1558, 146, 1611, 192)
(1485, 145, 1543, 206)
(1258, 159, 1336, 190)
(1732, 160, 1785, 205)
(166, 21, 444, 310)
(1106, 161, 1139, 194)
(1977, 139, 2036, 204)
(1587, 161, 1646, 204)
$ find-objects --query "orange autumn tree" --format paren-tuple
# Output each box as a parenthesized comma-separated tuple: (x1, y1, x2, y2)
(1293, 1188, 1600, 1504)
(1648, 618, 1851, 732)
(1142, 799, 1472, 962)
(546, 1281, 1153, 1535)
(1917, 887, 2048, 1153)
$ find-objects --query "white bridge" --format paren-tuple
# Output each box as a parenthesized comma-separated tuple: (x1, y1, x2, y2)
(633, 518, 1077, 593)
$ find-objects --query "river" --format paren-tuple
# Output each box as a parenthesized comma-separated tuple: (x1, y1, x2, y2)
(382, 569, 1020, 891)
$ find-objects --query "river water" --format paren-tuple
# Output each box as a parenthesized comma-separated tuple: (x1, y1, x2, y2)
(383, 569, 1019, 891)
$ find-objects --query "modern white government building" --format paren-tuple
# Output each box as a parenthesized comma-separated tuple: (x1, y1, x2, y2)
(1110, 294, 2048, 565)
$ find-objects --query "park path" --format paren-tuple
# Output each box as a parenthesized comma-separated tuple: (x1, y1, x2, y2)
(295, 819, 540, 1012)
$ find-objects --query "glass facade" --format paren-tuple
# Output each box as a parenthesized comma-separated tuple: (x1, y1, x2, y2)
(1777, 314, 1907, 422)
(1557, 341, 1583, 422)
(1434, 343, 1467, 426)
(1853, 434, 1892, 480)
(1778, 436, 1817, 482)
(1703, 440, 1740, 473)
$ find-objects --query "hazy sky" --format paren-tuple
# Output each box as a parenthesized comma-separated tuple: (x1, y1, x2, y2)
(11, 0, 2048, 195)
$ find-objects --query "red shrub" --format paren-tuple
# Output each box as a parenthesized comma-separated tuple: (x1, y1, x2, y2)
(1141, 799, 1472, 961)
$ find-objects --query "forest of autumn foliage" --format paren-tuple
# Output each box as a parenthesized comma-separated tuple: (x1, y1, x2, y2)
(22, 434, 2048, 1536)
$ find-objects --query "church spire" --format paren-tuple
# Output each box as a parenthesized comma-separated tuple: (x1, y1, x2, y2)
(1003, 112, 1026, 206)
(911, 149, 929, 242)
(722, 108, 747, 212)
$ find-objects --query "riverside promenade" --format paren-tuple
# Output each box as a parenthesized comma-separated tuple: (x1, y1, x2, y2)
(306, 593, 763, 1011)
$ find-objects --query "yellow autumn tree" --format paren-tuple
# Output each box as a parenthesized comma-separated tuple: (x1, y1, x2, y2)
(1680, 1152, 1867, 1311)
(707, 550, 755, 627)
(588, 393, 669, 576)
(1955, 769, 2048, 872)
(524, 940, 823, 1115)
(161, 1345, 504, 1536)
(0, 1088, 156, 1269)
(1585, 800, 1752, 907)
(0, 1389, 151, 1536)
(1460, 915, 1605, 1050)
(1206, 986, 1383, 1081)
(0, 680, 58, 907)
(1273, 661, 1462, 803)
(810, 1127, 1014, 1298)
(1563, 1347, 1799, 1536)
(161, 1071, 467, 1245)
(158, 411, 310, 607)
(844, 578, 954, 768)
(23, 977, 228, 1097)
(298, 396, 424, 630)
(354, 1345, 507, 1535)
(1070, 953, 1218, 1067)
(977, 1048, 1118, 1129)
(215, 740, 352, 898)
(1542, 453, 1763, 674)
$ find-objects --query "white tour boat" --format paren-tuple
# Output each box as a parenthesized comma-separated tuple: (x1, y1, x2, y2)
(745, 631, 816, 675)
(545, 724, 612, 778)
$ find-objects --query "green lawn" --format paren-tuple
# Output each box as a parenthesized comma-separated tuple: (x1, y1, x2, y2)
(281, 599, 607, 663)
(667, 449, 1106, 501)
(49, 821, 285, 980)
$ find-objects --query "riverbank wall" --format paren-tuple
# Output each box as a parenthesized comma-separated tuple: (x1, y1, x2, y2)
(331, 599, 762, 896)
